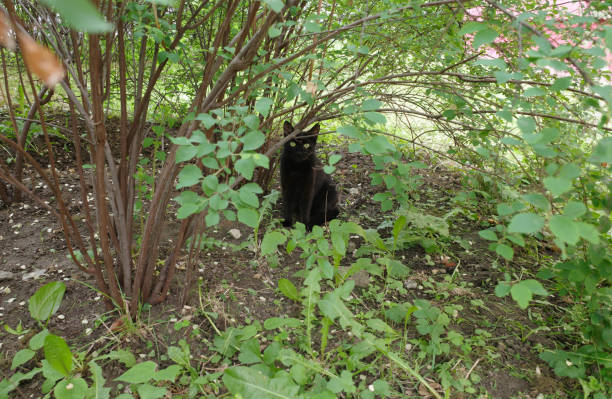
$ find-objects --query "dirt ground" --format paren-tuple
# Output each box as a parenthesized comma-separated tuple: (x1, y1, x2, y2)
(0, 134, 571, 398)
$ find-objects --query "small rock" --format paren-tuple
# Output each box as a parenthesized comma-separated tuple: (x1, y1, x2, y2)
(22, 269, 46, 281)
(228, 228, 241, 239)
(349, 187, 359, 195)
(0, 271, 15, 281)
(404, 280, 418, 289)
(339, 267, 370, 288)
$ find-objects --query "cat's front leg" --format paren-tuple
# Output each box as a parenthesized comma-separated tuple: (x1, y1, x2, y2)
(282, 198, 293, 227)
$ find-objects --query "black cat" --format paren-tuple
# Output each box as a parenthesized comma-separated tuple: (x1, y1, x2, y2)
(280, 121, 339, 230)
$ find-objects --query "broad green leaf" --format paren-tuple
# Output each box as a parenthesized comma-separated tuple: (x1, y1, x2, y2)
(137, 384, 167, 399)
(278, 279, 299, 301)
(363, 136, 393, 154)
(590, 137, 612, 164)
(558, 163, 581, 180)
(29, 282, 65, 322)
(549, 215, 580, 245)
(54, 377, 87, 399)
(327, 370, 356, 394)
(115, 361, 157, 384)
(11, 349, 35, 370)
(473, 28, 498, 49)
(551, 77, 572, 91)
(507, 213, 544, 234)
(262, 0, 284, 13)
(563, 201, 586, 218)
(40, 0, 113, 32)
(241, 131, 266, 151)
(176, 144, 197, 163)
(524, 87, 547, 97)
(44, 334, 73, 377)
(238, 208, 259, 228)
(458, 21, 487, 35)
(337, 125, 360, 138)
(494, 282, 511, 297)
(543, 177, 572, 197)
(478, 229, 498, 241)
(195, 113, 216, 129)
(577, 222, 599, 244)
(363, 112, 386, 125)
(522, 193, 550, 211)
(304, 20, 321, 33)
(318, 292, 364, 337)
(495, 243, 514, 260)
(261, 231, 286, 255)
(255, 97, 273, 117)
(238, 187, 259, 208)
(517, 117, 536, 134)
(176, 164, 202, 189)
(235, 157, 256, 180)
(223, 366, 300, 399)
(361, 99, 382, 111)
(511, 281, 533, 309)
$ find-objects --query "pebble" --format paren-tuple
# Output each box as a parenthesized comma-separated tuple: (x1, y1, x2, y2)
(404, 280, 418, 289)
(228, 229, 242, 239)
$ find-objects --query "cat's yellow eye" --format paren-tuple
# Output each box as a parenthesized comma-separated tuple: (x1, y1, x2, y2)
(290, 141, 296, 147)
(304, 143, 310, 149)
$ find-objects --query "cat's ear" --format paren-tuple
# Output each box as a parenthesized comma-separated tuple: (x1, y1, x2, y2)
(309, 123, 320, 141)
(283, 121, 294, 137)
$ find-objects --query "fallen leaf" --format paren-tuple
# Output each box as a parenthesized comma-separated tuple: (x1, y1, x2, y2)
(17, 29, 65, 87)
(0, 10, 15, 50)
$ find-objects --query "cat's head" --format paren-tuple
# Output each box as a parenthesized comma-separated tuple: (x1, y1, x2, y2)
(283, 121, 319, 160)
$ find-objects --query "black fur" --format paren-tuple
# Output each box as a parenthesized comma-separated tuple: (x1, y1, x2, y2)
(280, 121, 339, 230)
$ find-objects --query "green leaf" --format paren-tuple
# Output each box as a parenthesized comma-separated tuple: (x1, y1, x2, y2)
(361, 99, 382, 111)
(195, 113, 216, 129)
(507, 213, 544, 234)
(473, 28, 498, 49)
(549, 215, 580, 245)
(363, 136, 394, 154)
(29, 282, 66, 322)
(495, 243, 514, 260)
(327, 370, 356, 394)
(40, 0, 113, 33)
(524, 87, 547, 97)
(54, 377, 88, 399)
(557, 163, 581, 180)
(363, 112, 386, 125)
(176, 144, 197, 163)
(551, 77, 572, 91)
(262, 0, 284, 13)
(543, 177, 572, 197)
(563, 201, 586, 218)
(337, 125, 360, 138)
(88, 360, 111, 399)
(494, 282, 511, 297)
(176, 165, 202, 189)
(318, 292, 364, 337)
(458, 21, 487, 35)
(115, 361, 157, 384)
(239, 188, 259, 208)
(241, 131, 266, 151)
(261, 231, 286, 255)
(522, 193, 550, 211)
(235, 157, 256, 180)
(44, 334, 73, 377)
(238, 208, 259, 228)
(137, 384, 167, 399)
(304, 20, 321, 33)
(255, 97, 273, 117)
(11, 349, 35, 370)
(577, 222, 599, 244)
(478, 229, 498, 241)
(223, 366, 300, 399)
(590, 137, 612, 164)
(511, 281, 533, 309)
(278, 279, 299, 301)
(517, 117, 536, 135)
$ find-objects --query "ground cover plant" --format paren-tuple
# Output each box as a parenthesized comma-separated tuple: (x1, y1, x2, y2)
(0, 0, 611, 397)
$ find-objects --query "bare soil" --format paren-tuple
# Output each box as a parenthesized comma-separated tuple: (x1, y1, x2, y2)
(0, 132, 572, 398)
